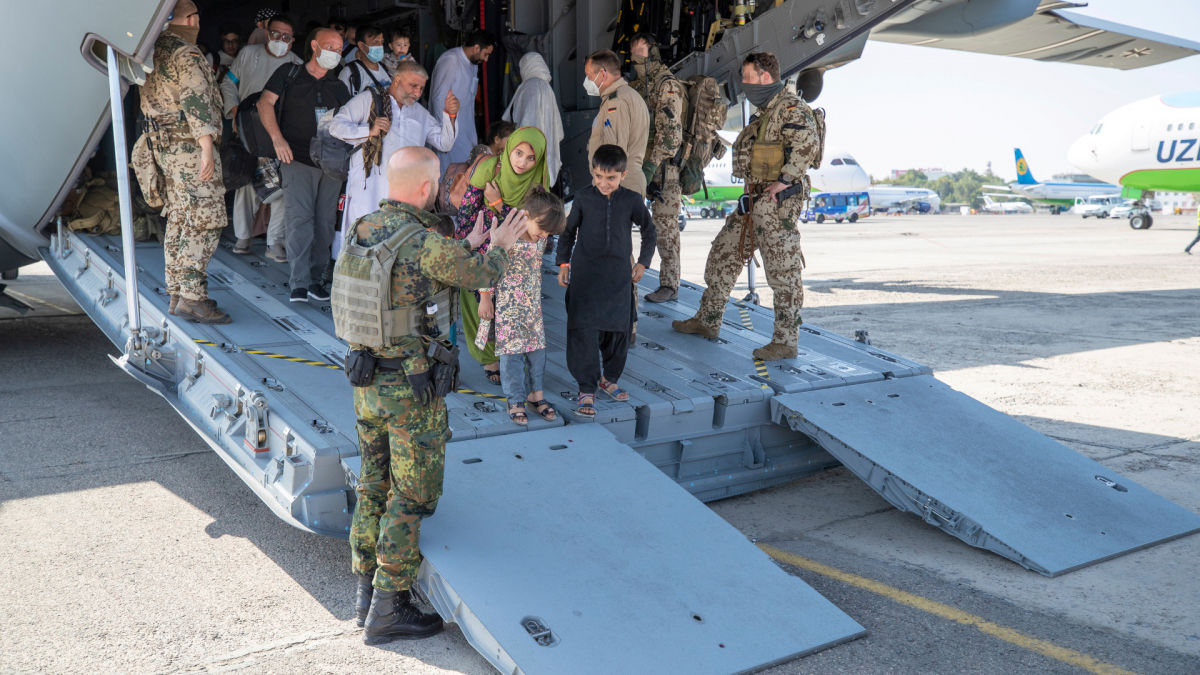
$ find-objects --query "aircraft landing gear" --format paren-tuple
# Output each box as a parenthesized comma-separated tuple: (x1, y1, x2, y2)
(1129, 213, 1153, 230)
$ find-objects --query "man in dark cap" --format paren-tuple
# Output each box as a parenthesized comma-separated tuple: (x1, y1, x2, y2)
(248, 8, 278, 45)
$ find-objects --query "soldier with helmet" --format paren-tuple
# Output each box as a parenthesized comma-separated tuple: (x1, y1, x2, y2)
(136, 0, 231, 324)
(673, 52, 823, 361)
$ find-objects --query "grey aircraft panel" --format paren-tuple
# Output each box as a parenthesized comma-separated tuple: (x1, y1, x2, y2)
(416, 424, 866, 675)
(770, 376, 1200, 576)
(872, 2, 1200, 70)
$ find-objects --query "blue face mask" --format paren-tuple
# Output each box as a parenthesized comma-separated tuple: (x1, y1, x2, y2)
(367, 45, 385, 63)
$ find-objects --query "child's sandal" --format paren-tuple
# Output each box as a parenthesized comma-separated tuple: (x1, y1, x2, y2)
(484, 366, 501, 385)
(527, 399, 557, 421)
(598, 378, 629, 402)
(575, 393, 596, 419)
(507, 403, 528, 426)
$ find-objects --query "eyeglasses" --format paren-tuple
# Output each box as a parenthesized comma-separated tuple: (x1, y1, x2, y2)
(268, 29, 294, 43)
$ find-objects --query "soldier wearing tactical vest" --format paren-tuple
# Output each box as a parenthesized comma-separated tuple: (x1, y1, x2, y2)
(335, 146, 527, 644)
(673, 52, 822, 361)
(136, 0, 230, 324)
(629, 33, 686, 304)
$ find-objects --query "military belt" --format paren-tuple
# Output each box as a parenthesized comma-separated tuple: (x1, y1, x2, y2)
(140, 111, 186, 133)
(375, 357, 407, 372)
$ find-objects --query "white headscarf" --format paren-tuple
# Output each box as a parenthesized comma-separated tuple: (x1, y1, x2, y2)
(503, 52, 564, 185)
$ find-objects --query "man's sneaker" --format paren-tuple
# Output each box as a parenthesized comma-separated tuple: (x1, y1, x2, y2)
(672, 316, 719, 339)
(267, 243, 288, 263)
(232, 238, 252, 254)
(290, 287, 308, 303)
(308, 283, 331, 302)
(644, 286, 678, 303)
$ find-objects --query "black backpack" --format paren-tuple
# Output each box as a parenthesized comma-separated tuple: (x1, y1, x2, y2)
(235, 64, 302, 158)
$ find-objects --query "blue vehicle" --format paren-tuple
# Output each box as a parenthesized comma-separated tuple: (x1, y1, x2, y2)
(801, 191, 871, 224)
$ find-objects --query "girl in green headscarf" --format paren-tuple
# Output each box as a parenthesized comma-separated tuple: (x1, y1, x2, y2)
(455, 126, 550, 384)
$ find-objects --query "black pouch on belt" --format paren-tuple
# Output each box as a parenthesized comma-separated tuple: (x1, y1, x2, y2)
(427, 340, 461, 399)
(344, 348, 378, 387)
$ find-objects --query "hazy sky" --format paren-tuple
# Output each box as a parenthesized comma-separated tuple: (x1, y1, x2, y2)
(817, 0, 1200, 182)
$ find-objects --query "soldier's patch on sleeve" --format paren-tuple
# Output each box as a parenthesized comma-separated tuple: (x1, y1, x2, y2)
(607, 107, 618, 113)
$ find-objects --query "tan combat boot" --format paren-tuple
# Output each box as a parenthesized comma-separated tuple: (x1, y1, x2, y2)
(644, 286, 678, 303)
(672, 316, 719, 339)
(169, 295, 179, 315)
(176, 298, 232, 324)
(752, 342, 797, 361)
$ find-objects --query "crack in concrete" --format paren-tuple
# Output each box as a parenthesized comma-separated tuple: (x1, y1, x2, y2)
(162, 626, 361, 673)
(5, 450, 211, 482)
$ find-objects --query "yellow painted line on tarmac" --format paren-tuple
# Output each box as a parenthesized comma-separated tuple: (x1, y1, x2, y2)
(757, 543, 1135, 675)
(4, 288, 77, 314)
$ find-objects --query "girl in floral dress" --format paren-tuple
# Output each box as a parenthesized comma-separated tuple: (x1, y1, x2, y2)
(455, 127, 550, 385)
(493, 186, 566, 425)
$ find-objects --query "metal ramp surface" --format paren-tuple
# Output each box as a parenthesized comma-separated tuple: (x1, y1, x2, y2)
(414, 424, 865, 674)
(770, 376, 1200, 576)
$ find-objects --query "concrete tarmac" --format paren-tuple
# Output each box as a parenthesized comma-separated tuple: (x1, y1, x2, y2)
(2, 212, 1198, 673)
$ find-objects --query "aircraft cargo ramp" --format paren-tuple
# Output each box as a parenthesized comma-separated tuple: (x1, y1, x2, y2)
(42, 226, 1200, 670)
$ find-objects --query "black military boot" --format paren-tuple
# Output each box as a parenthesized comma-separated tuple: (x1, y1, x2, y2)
(363, 589, 443, 644)
(355, 575, 374, 628)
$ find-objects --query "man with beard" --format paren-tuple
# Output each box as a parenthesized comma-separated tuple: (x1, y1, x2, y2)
(429, 29, 495, 173)
(329, 59, 459, 258)
(336, 146, 526, 644)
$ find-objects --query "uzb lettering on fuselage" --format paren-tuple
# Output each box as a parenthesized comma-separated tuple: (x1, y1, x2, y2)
(1157, 138, 1199, 163)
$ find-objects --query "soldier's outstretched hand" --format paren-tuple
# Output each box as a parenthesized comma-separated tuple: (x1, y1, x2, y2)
(465, 211, 493, 250)
(490, 208, 529, 253)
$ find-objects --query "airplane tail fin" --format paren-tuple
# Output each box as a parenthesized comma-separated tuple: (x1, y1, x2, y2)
(1014, 148, 1037, 185)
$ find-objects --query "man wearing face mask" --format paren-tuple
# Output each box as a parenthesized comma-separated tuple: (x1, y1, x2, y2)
(673, 52, 822, 362)
(136, 0, 231, 324)
(584, 49, 650, 196)
(339, 25, 392, 97)
(221, 14, 303, 259)
(628, 33, 685, 303)
(330, 60, 459, 258)
(257, 28, 352, 304)
(430, 29, 496, 173)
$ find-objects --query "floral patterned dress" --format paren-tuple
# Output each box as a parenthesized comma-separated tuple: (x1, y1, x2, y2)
(455, 185, 513, 255)
(494, 237, 547, 356)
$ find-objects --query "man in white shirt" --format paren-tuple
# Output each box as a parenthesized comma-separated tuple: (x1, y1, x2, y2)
(330, 60, 460, 257)
(339, 25, 391, 97)
(429, 29, 494, 174)
(220, 14, 302, 260)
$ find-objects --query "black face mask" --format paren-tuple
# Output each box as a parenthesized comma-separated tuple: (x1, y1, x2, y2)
(742, 81, 784, 108)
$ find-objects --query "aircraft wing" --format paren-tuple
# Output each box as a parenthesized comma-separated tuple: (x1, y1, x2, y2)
(871, 1, 1200, 70)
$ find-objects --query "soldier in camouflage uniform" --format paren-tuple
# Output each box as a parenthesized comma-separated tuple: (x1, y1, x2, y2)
(630, 33, 686, 303)
(673, 52, 821, 361)
(345, 147, 526, 644)
(137, 0, 230, 324)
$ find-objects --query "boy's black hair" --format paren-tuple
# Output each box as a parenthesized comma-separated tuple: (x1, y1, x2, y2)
(591, 144, 627, 173)
(524, 186, 566, 235)
(487, 120, 517, 145)
(357, 25, 384, 45)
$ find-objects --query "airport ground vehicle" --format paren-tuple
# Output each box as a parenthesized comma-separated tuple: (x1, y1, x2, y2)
(1077, 194, 1125, 218)
(1110, 199, 1138, 219)
(6, 1, 1200, 672)
(802, 191, 871, 223)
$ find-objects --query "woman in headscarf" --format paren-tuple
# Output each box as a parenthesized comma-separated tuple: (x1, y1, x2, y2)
(455, 127, 550, 384)
(503, 52, 564, 187)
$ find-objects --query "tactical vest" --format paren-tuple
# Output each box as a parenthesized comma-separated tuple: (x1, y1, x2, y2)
(331, 221, 454, 349)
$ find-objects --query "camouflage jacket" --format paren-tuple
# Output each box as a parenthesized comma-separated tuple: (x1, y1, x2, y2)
(353, 200, 509, 384)
(732, 87, 820, 187)
(140, 30, 222, 142)
(631, 60, 684, 167)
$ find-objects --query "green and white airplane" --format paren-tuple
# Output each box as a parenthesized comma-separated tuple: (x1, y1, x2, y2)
(1070, 92, 1200, 198)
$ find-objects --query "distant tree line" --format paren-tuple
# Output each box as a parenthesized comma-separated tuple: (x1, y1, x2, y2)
(875, 169, 1008, 210)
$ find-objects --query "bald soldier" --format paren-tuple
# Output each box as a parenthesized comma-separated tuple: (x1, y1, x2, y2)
(337, 147, 527, 645)
(673, 52, 824, 361)
(137, 0, 231, 323)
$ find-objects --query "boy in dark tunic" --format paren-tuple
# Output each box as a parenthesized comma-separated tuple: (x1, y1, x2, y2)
(556, 145, 657, 417)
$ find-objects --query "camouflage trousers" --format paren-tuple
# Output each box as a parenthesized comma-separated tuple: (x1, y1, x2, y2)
(696, 193, 806, 347)
(650, 165, 683, 289)
(152, 132, 227, 301)
(349, 380, 450, 592)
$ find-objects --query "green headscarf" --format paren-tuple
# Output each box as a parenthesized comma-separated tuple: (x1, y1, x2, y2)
(469, 126, 550, 212)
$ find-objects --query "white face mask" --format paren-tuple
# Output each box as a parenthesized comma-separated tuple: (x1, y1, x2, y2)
(267, 40, 288, 57)
(583, 71, 603, 97)
(316, 47, 340, 70)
